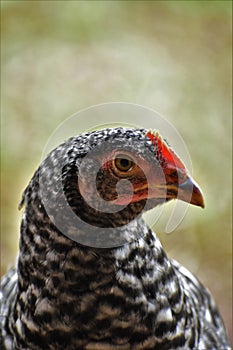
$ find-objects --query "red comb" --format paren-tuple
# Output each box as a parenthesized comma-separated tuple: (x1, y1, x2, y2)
(146, 130, 186, 171)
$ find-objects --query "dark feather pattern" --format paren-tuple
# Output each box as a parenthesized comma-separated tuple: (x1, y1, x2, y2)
(0, 128, 230, 349)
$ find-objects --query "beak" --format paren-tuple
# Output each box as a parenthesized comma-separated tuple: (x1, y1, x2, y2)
(146, 130, 205, 209)
(176, 174, 205, 208)
(149, 170, 205, 209)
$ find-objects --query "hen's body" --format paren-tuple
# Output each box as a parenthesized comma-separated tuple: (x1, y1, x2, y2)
(0, 128, 230, 349)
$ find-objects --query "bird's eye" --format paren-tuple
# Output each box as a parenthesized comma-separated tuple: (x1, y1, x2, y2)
(114, 155, 135, 172)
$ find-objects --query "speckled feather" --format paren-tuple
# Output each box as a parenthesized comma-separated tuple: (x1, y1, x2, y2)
(0, 128, 230, 350)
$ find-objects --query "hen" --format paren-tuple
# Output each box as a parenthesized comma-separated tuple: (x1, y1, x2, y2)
(0, 128, 230, 349)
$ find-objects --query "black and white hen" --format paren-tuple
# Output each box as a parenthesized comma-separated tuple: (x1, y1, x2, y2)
(0, 128, 230, 349)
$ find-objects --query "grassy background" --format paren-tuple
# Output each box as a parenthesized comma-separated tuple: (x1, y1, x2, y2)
(1, 0, 232, 343)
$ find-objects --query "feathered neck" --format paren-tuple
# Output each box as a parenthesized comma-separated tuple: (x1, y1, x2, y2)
(10, 199, 187, 349)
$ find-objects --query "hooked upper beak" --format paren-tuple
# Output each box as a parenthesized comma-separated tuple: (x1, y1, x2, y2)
(177, 175, 204, 208)
(148, 170, 205, 208)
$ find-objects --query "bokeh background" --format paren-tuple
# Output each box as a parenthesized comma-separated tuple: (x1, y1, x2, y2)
(1, 0, 232, 344)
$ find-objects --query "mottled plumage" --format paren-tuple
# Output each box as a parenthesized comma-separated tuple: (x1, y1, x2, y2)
(0, 128, 230, 349)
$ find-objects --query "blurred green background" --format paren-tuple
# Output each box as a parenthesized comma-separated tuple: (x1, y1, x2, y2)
(1, 0, 232, 344)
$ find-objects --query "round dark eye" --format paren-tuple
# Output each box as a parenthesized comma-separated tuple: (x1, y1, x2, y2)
(114, 155, 135, 172)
